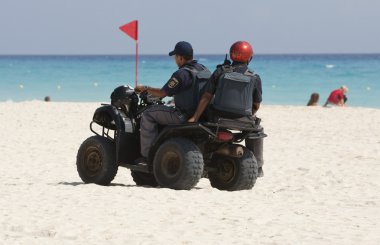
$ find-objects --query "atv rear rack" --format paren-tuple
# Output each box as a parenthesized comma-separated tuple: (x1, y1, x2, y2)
(202, 118, 257, 131)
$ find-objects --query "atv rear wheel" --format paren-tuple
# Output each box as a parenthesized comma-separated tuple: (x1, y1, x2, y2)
(208, 148, 258, 191)
(76, 136, 117, 185)
(153, 138, 203, 190)
(131, 171, 158, 187)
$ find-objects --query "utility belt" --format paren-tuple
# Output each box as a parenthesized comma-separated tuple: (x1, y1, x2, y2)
(174, 107, 191, 120)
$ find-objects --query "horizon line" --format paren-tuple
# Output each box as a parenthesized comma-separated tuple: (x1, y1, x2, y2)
(1, 52, 380, 56)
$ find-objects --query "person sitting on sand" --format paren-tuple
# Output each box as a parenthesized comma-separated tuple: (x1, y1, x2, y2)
(323, 86, 348, 107)
(307, 93, 319, 106)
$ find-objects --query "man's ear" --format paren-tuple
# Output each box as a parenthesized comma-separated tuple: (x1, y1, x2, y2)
(179, 56, 187, 65)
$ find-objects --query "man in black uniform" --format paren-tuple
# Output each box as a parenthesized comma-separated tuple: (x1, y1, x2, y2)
(135, 41, 210, 163)
(188, 41, 265, 177)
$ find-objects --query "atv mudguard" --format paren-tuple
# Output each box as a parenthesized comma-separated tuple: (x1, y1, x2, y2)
(92, 105, 140, 164)
(148, 123, 214, 162)
(93, 105, 125, 131)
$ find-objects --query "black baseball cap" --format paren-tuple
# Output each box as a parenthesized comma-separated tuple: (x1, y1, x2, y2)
(169, 41, 193, 56)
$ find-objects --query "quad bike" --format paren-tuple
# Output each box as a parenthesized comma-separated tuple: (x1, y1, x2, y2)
(76, 85, 266, 191)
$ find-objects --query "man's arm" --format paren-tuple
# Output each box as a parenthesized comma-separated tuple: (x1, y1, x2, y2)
(135, 85, 167, 98)
(146, 87, 167, 98)
(252, 103, 261, 115)
(338, 99, 345, 106)
(252, 74, 262, 115)
(188, 92, 213, 122)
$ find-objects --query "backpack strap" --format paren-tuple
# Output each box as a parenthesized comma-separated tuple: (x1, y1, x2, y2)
(181, 66, 195, 74)
(243, 69, 255, 77)
(182, 64, 211, 80)
(221, 65, 234, 73)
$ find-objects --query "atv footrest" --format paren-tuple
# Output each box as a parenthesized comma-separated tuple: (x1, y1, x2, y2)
(247, 132, 268, 139)
(119, 162, 150, 173)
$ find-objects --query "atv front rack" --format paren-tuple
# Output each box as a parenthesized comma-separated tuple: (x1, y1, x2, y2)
(90, 121, 115, 141)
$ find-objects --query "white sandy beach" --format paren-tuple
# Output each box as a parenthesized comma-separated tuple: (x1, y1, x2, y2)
(0, 101, 379, 244)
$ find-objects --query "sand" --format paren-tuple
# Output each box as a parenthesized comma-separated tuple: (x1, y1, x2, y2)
(0, 101, 379, 244)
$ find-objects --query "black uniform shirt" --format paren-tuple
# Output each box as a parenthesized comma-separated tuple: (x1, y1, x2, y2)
(204, 62, 263, 104)
(161, 60, 198, 96)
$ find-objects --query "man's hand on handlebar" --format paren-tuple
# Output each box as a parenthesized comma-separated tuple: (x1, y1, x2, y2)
(135, 85, 167, 100)
(135, 85, 148, 94)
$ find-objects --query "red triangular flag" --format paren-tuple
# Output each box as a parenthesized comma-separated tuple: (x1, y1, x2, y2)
(119, 20, 138, 41)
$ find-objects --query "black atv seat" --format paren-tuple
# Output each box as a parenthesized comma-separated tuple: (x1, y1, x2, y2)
(202, 117, 260, 132)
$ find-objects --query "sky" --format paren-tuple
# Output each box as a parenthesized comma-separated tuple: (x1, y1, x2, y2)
(0, 0, 379, 55)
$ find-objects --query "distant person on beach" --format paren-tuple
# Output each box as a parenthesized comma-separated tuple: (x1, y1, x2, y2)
(134, 41, 211, 164)
(307, 93, 319, 106)
(323, 86, 348, 107)
(188, 41, 265, 177)
(44, 96, 51, 102)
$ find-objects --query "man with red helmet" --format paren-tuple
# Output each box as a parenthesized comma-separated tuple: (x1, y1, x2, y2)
(188, 41, 265, 177)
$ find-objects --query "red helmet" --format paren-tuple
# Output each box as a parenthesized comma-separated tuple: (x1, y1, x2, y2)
(229, 41, 254, 63)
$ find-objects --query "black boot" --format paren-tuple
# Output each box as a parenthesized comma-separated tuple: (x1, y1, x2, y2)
(257, 167, 264, 177)
(245, 136, 264, 178)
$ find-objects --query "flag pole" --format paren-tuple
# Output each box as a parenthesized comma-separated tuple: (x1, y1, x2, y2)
(135, 40, 138, 87)
(119, 20, 138, 87)
(135, 20, 139, 87)
(135, 20, 138, 87)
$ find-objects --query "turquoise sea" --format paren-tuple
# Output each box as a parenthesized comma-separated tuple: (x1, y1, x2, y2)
(0, 54, 379, 108)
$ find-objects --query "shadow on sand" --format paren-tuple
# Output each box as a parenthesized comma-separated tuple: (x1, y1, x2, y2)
(54, 181, 203, 190)
(56, 181, 136, 188)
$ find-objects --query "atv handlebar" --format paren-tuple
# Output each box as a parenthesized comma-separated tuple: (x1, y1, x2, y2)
(139, 91, 164, 106)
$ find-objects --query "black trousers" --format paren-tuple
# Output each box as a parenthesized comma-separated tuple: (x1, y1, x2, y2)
(140, 105, 187, 157)
(245, 131, 264, 168)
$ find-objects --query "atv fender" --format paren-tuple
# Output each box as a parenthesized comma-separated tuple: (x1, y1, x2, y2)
(148, 123, 214, 162)
(92, 105, 139, 164)
(93, 105, 126, 131)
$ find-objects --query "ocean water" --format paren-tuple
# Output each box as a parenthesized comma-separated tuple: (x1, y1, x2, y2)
(0, 54, 379, 108)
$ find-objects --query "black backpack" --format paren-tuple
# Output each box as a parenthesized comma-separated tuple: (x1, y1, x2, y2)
(212, 65, 256, 117)
(183, 63, 211, 101)
(182, 64, 212, 101)
(174, 64, 211, 116)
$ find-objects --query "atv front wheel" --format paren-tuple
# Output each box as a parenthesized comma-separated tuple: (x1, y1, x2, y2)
(208, 148, 258, 191)
(153, 138, 203, 190)
(131, 171, 158, 187)
(76, 136, 117, 185)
